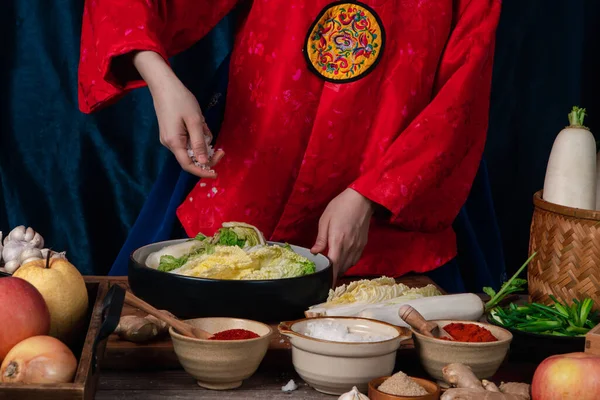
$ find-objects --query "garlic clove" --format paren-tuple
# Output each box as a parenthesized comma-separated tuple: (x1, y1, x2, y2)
(2, 241, 27, 263)
(7, 226, 26, 243)
(4, 260, 21, 274)
(24, 227, 35, 242)
(338, 386, 370, 400)
(0, 232, 3, 263)
(19, 248, 43, 264)
(30, 232, 44, 249)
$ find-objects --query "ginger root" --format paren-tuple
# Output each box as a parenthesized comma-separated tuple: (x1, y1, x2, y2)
(499, 382, 530, 399)
(483, 380, 501, 392)
(443, 364, 485, 391)
(114, 311, 173, 343)
(441, 363, 530, 400)
(441, 388, 527, 400)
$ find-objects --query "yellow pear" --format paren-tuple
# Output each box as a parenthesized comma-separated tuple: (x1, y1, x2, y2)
(14, 256, 88, 343)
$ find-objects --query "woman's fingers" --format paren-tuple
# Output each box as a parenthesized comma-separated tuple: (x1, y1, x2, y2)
(171, 146, 217, 178)
(185, 115, 210, 165)
(311, 217, 330, 254)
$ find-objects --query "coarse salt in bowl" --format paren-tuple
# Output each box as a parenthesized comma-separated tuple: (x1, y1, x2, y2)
(278, 317, 411, 396)
(304, 320, 395, 343)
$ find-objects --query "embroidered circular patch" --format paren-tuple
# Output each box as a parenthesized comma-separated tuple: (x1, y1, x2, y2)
(304, 1, 385, 83)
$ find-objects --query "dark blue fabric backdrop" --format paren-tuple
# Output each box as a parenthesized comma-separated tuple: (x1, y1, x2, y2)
(8, 0, 585, 293)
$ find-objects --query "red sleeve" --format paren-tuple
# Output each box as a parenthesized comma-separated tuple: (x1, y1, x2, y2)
(78, 0, 238, 113)
(350, 0, 501, 232)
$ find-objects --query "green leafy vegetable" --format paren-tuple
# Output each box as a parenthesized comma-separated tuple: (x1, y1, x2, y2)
(216, 228, 246, 247)
(489, 295, 599, 337)
(484, 252, 536, 311)
(157, 243, 213, 272)
(195, 233, 207, 241)
(157, 255, 189, 272)
(212, 224, 263, 248)
(244, 245, 316, 279)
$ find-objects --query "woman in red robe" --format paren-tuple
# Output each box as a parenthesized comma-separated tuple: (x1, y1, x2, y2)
(78, 0, 501, 282)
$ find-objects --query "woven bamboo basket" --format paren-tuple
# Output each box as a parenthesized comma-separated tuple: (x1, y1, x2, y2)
(529, 190, 600, 311)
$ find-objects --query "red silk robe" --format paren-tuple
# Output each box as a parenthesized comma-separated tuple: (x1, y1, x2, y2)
(78, 0, 501, 277)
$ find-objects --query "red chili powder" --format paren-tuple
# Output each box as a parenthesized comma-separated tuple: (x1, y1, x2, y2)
(440, 323, 497, 343)
(209, 329, 260, 340)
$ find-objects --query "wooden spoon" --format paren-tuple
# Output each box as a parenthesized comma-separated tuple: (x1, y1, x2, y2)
(124, 291, 213, 340)
(398, 305, 453, 339)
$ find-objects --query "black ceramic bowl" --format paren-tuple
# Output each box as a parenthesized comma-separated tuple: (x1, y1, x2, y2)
(486, 314, 585, 363)
(129, 239, 333, 322)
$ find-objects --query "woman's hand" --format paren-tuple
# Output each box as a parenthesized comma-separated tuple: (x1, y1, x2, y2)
(311, 189, 375, 282)
(132, 51, 224, 177)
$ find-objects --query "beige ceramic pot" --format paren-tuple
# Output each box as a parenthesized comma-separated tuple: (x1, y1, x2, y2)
(411, 320, 512, 382)
(279, 316, 411, 395)
(169, 317, 272, 390)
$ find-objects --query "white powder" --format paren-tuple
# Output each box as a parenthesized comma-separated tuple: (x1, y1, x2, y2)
(281, 379, 298, 392)
(304, 321, 393, 343)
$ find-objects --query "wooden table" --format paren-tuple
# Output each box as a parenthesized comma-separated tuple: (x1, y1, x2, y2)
(92, 275, 538, 399)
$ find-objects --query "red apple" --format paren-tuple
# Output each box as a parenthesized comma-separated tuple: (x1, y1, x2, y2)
(0, 277, 51, 362)
(532, 352, 600, 400)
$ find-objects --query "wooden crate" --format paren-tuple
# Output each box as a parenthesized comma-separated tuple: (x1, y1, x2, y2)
(0, 281, 124, 400)
(585, 323, 600, 356)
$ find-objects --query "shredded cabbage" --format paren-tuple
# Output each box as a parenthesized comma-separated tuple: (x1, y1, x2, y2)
(309, 277, 441, 312)
(152, 222, 315, 280)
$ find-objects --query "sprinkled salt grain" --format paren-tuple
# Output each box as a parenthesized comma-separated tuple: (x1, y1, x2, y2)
(378, 371, 428, 396)
(304, 321, 393, 343)
(200, 182, 207, 187)
(281, 379, 298, 392)
(211, 187, 218, 194)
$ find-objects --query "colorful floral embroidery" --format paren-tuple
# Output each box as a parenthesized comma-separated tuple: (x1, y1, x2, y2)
(304, 1, 385, 83)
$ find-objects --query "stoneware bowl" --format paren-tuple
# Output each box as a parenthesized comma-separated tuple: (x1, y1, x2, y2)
(411, 320, 512, 382)
(278, 316, 411, 395)
(368, 376, 441, 400)
(169, 317, 272, 390)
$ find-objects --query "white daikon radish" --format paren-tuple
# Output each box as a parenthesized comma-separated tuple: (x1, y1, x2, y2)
(145, 240, 202, 269)
(596, 151, 600, 210)
(543, 106, 596, 210)
(357, 293, 485, 327)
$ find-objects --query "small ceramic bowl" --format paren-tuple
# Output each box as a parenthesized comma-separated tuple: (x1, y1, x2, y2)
(411, 320, 512, 382)
(368, 376, 441, 400)
(278, 316, 411, 395)
(169, 317, 272, 390)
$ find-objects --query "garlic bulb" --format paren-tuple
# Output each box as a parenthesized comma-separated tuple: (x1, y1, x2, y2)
(1, 226, 46, 274)
(338, 386, 369, 400)
(3, 226, 44, 249)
